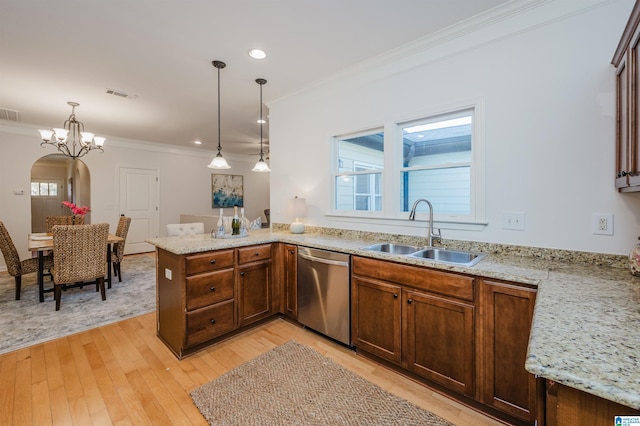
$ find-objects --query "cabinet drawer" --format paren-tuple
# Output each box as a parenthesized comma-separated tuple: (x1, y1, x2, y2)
(237, 244, 272, 264)
(353, 256, 474, 301)
(185, 268, 234, 311)
(186, 249, 234, 275)
(185, 300, 235, 347)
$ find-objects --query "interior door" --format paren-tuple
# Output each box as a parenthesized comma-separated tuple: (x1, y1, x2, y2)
(31, 179, 64, 233)
(119, 167, 159, 254)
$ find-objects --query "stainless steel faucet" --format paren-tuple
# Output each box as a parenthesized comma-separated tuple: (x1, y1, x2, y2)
(409, 198, 441, 247)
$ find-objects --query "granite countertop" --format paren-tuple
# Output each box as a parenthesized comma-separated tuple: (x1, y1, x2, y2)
(146, 229, 640, 409)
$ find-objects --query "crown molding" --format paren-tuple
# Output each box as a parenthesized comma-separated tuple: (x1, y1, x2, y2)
(0, 120, 251, 163)
(270, 0, 615, 105)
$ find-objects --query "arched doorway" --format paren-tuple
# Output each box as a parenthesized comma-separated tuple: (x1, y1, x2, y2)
(30, 154, 91, 233)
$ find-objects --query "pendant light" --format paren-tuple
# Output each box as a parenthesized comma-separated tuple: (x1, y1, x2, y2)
(252, 78, 270, 172)
(207, 60, 231, 169)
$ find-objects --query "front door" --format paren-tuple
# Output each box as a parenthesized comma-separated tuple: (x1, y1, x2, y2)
(119, 167, 159, 254)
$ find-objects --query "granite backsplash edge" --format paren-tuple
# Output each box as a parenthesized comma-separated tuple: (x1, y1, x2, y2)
(272, 223, 629, 269)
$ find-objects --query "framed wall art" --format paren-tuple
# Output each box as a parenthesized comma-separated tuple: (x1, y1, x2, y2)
(211, 174, 244, 208)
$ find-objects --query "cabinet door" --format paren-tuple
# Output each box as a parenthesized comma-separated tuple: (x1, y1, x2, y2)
(352, 276, 402, 364)
(237, 260, 271, 327)
(616, 52, 630, 189)
(284, 244, 298, 319)
(479, 279, 537, 423)
(403, 289, 475, 397)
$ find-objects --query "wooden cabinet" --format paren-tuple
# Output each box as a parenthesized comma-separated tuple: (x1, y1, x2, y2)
(613, 2, 640, 191)
(156, 243, 272, 358)
(478, 279, 538, 423)
(352, 256, 475, 396)
(404, 289, 475, 397)
(352, 276, 402, 364)
(237, 244, 272, 327)
(283, 244, 298, 319)
(546, 381, 640, 426)
(352, 256, 540, 424)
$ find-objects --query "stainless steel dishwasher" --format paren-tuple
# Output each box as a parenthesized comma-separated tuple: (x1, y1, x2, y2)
(297, 247, 351, 346)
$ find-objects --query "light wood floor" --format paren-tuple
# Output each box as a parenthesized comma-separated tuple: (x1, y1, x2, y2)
(0, 313, 504, 425)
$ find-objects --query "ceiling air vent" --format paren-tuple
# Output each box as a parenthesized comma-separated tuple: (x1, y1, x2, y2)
(106, 88, 134, 98)
(0, 108, 20, 121)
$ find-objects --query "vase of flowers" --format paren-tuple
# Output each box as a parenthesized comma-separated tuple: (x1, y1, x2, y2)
(62, 201, 90, 224)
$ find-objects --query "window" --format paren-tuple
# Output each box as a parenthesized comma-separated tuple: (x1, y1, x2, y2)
(31, 181, 58, 197)
(400, 111, 473, 216)
(332, 105, 483, 224)
(334, 130, 384, 211)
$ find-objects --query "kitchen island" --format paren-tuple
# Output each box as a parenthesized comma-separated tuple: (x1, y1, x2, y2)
(147, 228, 640, 420)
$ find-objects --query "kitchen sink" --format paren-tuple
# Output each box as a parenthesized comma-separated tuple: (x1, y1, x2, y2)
(409, 248, 487, 266)
(360, 243, 423, 255)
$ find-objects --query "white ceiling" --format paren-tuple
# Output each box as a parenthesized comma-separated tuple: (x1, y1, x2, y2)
(1, 0, 512, 157)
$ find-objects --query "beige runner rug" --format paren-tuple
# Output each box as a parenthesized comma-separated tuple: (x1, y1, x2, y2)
(190, 340, 454, 425)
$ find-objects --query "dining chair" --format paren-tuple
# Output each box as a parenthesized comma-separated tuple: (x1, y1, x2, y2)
(0, 221, 53, 300)
(51, 223, 109, 311)
(45, 215, 85, 232)
(112, 216, 131, 283)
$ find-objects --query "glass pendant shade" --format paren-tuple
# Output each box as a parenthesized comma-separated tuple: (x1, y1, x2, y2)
(251, 158, 270, 172)
(208, 152, 230, 169)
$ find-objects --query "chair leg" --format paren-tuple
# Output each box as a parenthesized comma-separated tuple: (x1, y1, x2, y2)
(113, 262, 118, 277)
(117, 262, 122, 282)
(54, 285, 61, 311)
(14, 275, 21, 300)
(99, 277, 106, 301)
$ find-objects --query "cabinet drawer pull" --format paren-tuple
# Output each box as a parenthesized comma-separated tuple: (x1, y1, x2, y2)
(210, 287, 216, 292)
(393, 293, 398, 298)
(210, 319, 216, 324)
(254, 252, 260, 256)
(407, 298, 413, 304)
(209, 259, 216, 264)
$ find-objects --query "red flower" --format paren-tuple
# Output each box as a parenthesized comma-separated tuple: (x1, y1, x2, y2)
(61, 201, 90, 216)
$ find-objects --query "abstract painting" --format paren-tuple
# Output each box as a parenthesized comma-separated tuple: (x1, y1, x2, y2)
(212, 174, 244, 208)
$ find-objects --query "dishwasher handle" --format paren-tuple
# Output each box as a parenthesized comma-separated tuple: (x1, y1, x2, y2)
(298, 252, 349, 267)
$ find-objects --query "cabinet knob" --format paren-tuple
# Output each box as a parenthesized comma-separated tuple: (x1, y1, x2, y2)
(240, 272, 245, 276)
(289, 250, 295, 254)
(254, 252, 260, 256)
(407, 298, 413, 304)
(393, 293, 398, 299)
(209, 259, 216, 264)
(210, 319, 216, 324)
(210, 287, 216, 292)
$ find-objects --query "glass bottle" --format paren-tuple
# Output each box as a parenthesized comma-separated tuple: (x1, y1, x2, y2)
(240, 207, 248, 236)
(216, 208, 225, 237)
(232, 206, 240, 235)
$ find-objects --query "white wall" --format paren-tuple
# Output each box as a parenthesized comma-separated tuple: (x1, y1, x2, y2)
(0, 122, 270, 269)
(268, 0, 640, 255)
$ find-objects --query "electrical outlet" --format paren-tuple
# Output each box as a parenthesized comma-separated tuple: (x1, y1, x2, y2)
(502, 211, 526, 231)
(164, 268, 172, 280)
(592, 213, 613, 235)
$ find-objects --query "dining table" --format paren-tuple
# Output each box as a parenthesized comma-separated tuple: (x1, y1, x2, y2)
(28, 232, 124, 303)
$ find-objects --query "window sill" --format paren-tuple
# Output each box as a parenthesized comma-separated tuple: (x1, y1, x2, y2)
(324, 213, 487, 232)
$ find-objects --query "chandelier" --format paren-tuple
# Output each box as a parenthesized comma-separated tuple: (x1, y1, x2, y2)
(38, 101, 105, 159)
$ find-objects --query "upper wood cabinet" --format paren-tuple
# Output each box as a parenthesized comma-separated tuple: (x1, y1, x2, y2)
(613, 2, 640, 191)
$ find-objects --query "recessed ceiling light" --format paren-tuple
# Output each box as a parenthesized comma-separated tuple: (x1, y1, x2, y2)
(194, 140, 202, 145)
(248, 49, 267, 60)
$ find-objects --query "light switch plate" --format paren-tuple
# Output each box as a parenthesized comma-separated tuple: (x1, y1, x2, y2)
(502, 211, 525, 231)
